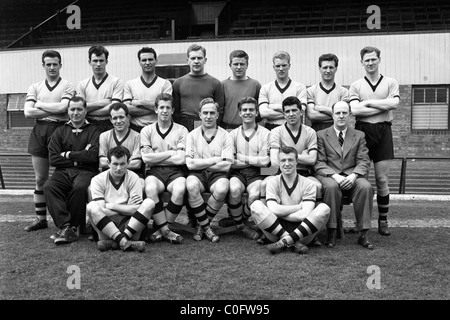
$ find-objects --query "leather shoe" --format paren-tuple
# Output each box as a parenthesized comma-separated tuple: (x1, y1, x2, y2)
(378, 220, 391, 236)
(256, 233, 270, 245)
(311, 236, 322, 247)
(357, 235, 374, 250)
(344, 226, 358, 234)
(324, 228, 336, 248)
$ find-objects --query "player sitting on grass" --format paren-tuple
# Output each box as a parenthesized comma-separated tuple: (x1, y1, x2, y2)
(251, 146, 330, 255)
(87, 146, 152, 252)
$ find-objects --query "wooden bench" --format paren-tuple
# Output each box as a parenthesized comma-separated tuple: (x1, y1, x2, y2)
(162, 166, 279, 235)
(160, 191, 251, 235)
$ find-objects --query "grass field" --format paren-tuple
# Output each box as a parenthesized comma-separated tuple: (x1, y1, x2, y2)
(1, 197, 449, 306)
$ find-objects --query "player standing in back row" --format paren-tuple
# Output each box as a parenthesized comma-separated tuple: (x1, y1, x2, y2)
(123, 47, 172, 132)
(306, 53, 349, 131)
(349, 46, 400, 236)
(77, 45, 124, 133)
(258, 51, 307, 130)
(23, 50, 74, 232)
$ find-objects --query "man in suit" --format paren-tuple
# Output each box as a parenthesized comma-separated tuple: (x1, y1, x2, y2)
(314, 101, 374, 249)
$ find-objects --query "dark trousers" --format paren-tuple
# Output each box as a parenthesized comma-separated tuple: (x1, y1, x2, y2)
(44, 168, 97, 229)
(316, 175, 373, 230)
(177, 116, 201, 132)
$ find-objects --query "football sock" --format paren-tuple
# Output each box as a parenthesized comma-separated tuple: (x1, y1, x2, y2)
(257, 214, 289, 239)
(151, 200, 166, 230)
(228, 201, 243, 225)
(34, 189, 47, 219)
(243, 202, 251, 220)
(377, 194, 389, 220)
(96, 216, 122, 244)
(125, 210, 150, 240)
(284, 218, 319, 245)
(165, 200, 183, 224)
(205, 192, 225, 221)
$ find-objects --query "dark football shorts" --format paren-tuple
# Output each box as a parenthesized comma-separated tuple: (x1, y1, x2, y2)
(188, 170, 228, 191)
(145, 166, 186, 188)
(229, 166, 262, 187)
(355, 121, 394, 163)
(28, 120, 65, 158)
(109, 214, 147, 241)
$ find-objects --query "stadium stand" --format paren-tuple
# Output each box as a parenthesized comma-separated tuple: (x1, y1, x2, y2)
(1, 0, 449, 48)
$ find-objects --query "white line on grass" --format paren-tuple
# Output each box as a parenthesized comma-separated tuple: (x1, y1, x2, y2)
(1, 214, 449, 228)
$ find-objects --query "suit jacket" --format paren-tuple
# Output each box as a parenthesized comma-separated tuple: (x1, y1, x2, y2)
(314, 126, 370, 177)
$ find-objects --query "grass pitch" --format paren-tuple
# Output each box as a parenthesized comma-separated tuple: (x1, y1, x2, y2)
(0, 198, 449, 304)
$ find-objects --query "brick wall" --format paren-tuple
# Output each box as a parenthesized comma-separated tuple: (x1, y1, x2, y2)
(1, 86, 450, 156)
(393, 86, 450, 157)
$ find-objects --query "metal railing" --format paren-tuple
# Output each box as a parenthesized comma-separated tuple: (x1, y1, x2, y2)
(1, 153, 449, 193)
(395, 156, 450, 194)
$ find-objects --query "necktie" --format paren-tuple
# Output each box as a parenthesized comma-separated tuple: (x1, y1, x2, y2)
(338, 131, 344, 147)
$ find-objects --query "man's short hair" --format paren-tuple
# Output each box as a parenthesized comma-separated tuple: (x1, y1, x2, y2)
(360, 46, 381, 59)
(155, 93, 173, 107)
(109, 102, 129, 116)
(282, 96, 302, 112)
(137, 47, 157, 60)
(69, 96, 87, 109)
(237, 96, 258, 112)
(199, 97, 218, 111)
(273, 51, 290, 64)
(89, 45, 109, 60)
(229, 50, 249, 63)
(279, 146, 298, 160)
(318, 53, 339, 68)
(332, 101, 352, 113)
(107, 146, 131, 162)
(187, 44, 206, 57)
(42, 49, 62, 64)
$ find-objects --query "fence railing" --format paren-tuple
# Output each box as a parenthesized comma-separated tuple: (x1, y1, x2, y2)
(1, 153, 449, 193)
(395, 156, 450, 194)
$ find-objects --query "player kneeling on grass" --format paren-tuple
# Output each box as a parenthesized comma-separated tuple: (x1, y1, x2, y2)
(250, 146, 330, 255)
(87, 146, 152, 252)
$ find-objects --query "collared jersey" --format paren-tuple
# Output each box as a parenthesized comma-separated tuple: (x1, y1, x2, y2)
(270, 123, 317, 171)
(90, 169, 143, 205)
(76, 74, 124, 121)
(26, 78, 74, 122)
(266, 174, 316, 205)
(140, 121, 188, 169)
(307, 82, 349, 124)
(348, 75, 400, 123)
(123, 76, 172, 127)
(229, 124, 270, 167)
(99, 128, 141, 162)
(186, 126, 233, 164)
(258, 79, 307, 125)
